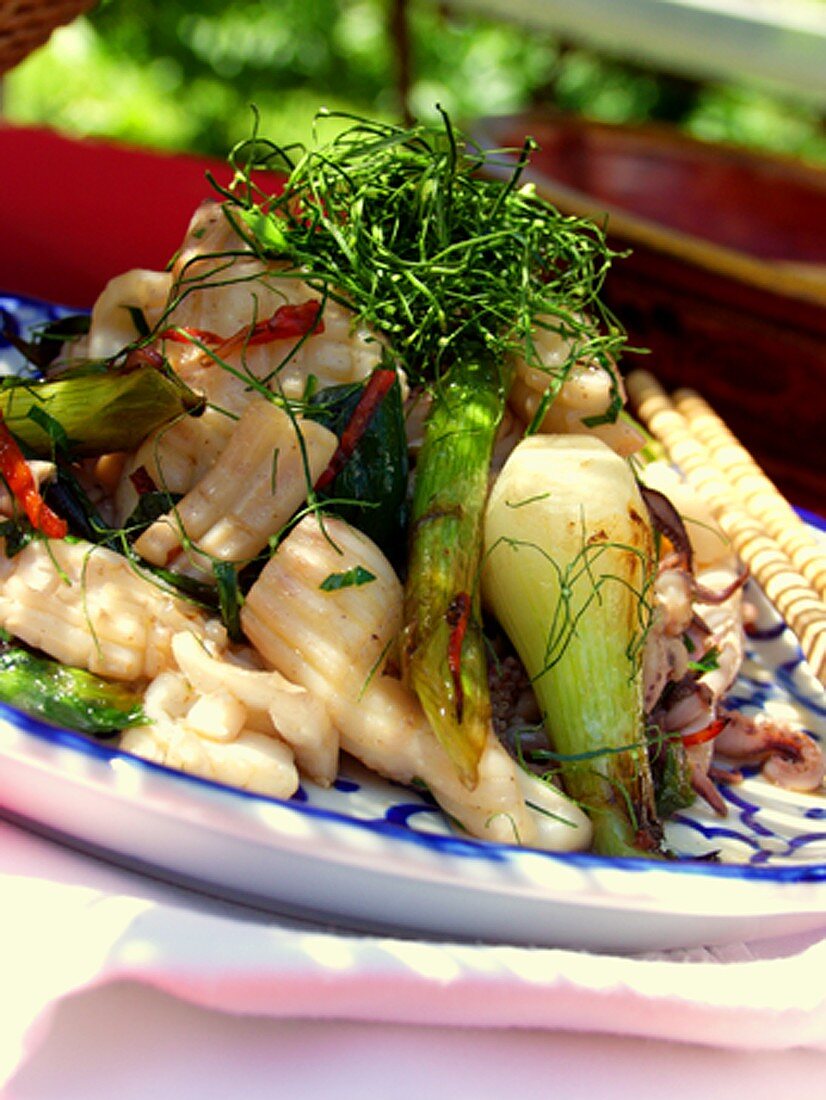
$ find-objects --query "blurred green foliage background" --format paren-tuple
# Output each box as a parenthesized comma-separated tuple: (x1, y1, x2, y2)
(4, 0, 825, 163)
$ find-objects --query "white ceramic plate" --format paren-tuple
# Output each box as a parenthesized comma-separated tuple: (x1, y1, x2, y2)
(0, 291, 824, 953)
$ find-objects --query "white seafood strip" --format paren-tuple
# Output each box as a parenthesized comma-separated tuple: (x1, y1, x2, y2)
(115, 405, 238, 526)
(167, 202, 385, 402)
(508, 320, 643, 456)
(171, 631, 338, 787)
(84, 268, 173, 360)
(242, 516, 399, 697)
(0, 537, 221, 681)
(134, 399, 337, 572)
(121, 669, 299, 799)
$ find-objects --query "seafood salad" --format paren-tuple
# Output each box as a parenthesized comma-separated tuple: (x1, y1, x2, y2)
(0, 112, 821, 859)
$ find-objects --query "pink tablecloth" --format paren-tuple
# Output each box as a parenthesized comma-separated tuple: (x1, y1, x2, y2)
(2, 816, 826, 1098)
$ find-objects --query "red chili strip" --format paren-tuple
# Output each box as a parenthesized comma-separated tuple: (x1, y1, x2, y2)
(315, 367, 397, 491)
(129, 465, 157, 496)
(158, 325, 224, 345)
(159, 302, 324, 359)
(681, 717, 728, 747)
(245, 301, 325, 345)
(212, 301, 325, 360)
(0, 417, 67, 538)
(445, 591, 472, 724)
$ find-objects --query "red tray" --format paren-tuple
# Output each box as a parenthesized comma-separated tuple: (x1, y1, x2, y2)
(0, 124, 231, 309)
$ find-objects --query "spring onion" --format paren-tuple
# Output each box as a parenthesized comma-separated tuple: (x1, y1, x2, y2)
(483, 435, 662, 856)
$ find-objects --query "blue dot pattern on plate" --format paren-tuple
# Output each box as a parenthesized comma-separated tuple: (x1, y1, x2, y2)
(0, 292, 75, 378)
(0, 292, 824, 872)
(661, 576, 826, 866)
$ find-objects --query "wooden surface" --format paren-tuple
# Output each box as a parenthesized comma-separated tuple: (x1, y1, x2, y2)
(477, 114, 826, 514)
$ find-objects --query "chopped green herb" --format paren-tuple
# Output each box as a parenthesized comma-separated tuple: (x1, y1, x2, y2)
(124, 491, 182, 540)
(319, 565, 376, 591)
(126, 305, 151, 338)
(0, 518, 35, 557)
(25, 404, 70, 454)
(213, 560, 245, 640)
(688, 645, 721, 675)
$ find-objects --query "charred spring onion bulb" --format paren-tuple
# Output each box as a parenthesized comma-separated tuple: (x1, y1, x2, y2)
(484, 436, 661, 857)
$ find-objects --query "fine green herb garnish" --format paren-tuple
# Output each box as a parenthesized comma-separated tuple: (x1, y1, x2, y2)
(226, 109, 625, 391)
(225, 109, 628, 788)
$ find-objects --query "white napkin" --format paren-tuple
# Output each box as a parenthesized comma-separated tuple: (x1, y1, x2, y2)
(2, 816, 825, 1087)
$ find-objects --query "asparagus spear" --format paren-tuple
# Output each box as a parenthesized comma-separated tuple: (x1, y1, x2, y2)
(0, 642, 145, 737)
(230, 110, 628, 787)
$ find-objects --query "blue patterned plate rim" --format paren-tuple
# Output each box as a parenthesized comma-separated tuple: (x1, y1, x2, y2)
(5, 699, 826, 886)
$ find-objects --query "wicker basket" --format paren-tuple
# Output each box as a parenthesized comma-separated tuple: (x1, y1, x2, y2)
(0, 0, 95, 75)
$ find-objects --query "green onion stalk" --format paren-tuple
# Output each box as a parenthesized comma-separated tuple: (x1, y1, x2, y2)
(224, 108, 629, 789)
(403, 351, 507, 784)
(0, 365, 204, 458)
